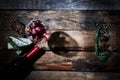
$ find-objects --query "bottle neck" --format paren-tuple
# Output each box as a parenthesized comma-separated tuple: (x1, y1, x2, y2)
(26, 45, 40, 59)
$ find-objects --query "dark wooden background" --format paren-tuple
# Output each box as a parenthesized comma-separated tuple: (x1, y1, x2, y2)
(0, 0, 120, 10)
(0, 0, 120, 80)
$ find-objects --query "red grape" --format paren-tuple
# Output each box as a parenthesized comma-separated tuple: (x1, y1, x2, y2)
(31, 29, 38, 35)
(38, 27, 45, 33)
(36, 20, 41, 24)
(35, 27, 41, 32)
(35, 20, 41, 26)
(33, 37, 38, 43)
(100, 35, 109, 42)
(30, 22, 36, 28)
(26, 19, 50, 44)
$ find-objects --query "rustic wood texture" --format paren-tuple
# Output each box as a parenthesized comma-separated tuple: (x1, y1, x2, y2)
(25, 71, 120, 80)
(0, 0, 120, 10)
(34, 51, 120, 72)
(25, 71, 86, 80)
(0, 11, 120, 30)
(0, 1, 120, 78)
(34, 62, 73, 71)
(0, 10, 120, 72)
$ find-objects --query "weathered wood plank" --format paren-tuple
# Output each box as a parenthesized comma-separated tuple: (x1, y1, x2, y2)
(0, 49, 120, 72)
(34, 62, 73, 71)
(25, 71, 120, 80)
(25, 71, 86, 80)
(0, 10, 120, 31)
(34, 50, 120, 71)
(37, 30, 119, 49)
(2, 30, 120, 51)
(0, 0, 120, 10)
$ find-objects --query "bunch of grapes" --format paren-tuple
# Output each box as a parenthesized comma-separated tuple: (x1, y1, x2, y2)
(100, 35, 109, 42)
(25, 19, 50, 44)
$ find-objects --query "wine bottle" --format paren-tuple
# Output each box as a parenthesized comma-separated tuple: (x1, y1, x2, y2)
(19, 43, 35, 56)
(0, 45, 45, 80)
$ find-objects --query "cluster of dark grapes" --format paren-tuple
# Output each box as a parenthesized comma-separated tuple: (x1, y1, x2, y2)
(25, 19, 50, 44)
(100, 35, 109, 42)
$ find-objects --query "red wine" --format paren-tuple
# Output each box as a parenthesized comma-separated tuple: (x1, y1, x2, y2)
(1, 45, 45, 80)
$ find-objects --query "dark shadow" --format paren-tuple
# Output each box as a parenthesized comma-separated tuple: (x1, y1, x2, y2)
(0, 50, 18, 64)
(72, 52, 120, 72)
(0, 49, 18, 70)
(48, 31, 79, 57)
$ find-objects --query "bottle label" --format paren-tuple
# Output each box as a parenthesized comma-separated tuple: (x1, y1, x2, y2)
(26, 45, 40, 58)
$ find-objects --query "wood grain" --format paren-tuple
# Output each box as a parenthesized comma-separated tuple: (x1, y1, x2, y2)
(0, 0, 120, 10)
(25, 71, 120, 80)
(34, 62, 73, 71)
